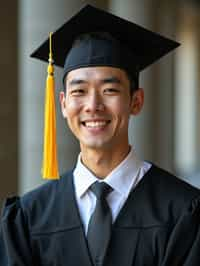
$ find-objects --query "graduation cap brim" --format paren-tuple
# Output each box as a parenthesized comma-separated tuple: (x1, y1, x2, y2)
(30, 4, 180, 72)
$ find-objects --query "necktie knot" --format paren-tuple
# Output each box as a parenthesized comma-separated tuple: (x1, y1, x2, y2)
(90, 181, 112, 200)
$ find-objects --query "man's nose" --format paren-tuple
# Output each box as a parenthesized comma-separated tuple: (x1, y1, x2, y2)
(84, 92, 105, 112)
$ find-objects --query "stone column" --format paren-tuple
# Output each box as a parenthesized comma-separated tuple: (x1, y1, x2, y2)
(174, 2, 200, 179)
(0, 1, 18, 208)
(18, 0, 108, 194)
(153, 0, 179, 172)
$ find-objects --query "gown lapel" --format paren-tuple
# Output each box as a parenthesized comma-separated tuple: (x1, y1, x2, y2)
(54, 171, 93, 266)
(104, 185, 142, 266)
(104, 166, 157, 266)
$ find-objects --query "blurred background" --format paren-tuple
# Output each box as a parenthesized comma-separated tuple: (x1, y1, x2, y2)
(1, 0, 200, 209)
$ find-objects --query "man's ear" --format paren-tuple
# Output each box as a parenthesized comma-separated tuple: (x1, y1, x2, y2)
(130, 88, 144, 115)
(59, 91, 67, 118)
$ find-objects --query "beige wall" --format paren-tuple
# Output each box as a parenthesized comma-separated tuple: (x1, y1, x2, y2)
(0, 1, 18, 208)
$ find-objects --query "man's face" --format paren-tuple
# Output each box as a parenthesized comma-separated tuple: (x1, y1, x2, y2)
(60, 66, 144, 152)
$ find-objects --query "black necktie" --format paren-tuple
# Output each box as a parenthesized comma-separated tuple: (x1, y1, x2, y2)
(87, 181, 113, 266)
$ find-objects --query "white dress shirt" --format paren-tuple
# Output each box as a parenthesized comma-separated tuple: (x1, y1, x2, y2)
(73, 147, 151, 234)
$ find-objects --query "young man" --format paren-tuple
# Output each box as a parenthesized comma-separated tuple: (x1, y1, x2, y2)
(1, 5, 200, 266)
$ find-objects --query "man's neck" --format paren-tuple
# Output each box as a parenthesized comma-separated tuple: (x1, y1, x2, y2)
(80, 145, 131, 179)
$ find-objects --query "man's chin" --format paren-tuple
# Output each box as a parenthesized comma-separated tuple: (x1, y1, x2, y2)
(81, 140, 111, 150)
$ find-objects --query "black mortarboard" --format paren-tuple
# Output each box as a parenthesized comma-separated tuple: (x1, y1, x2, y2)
(31, 4, 180, 87)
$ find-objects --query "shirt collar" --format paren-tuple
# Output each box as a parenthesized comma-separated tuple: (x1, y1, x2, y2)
(73, 147, 142, 198)
(104, 148, 142, 197)
(73, 154, 98, 198)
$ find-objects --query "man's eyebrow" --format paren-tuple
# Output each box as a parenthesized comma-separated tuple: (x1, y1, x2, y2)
(101, 77, 121, 84)
(68, 79, 87, 86)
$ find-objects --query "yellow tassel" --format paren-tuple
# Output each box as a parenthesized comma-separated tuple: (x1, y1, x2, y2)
(41, 32, 60, 179)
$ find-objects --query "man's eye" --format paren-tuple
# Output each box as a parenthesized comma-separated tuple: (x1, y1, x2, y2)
(104, 88, 120, 94)
(70, 89, 85, 95)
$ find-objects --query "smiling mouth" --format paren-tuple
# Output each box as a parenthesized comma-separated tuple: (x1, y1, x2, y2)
(81, 120, 111, 128)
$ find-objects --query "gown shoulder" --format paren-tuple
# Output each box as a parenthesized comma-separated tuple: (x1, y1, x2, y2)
(0, 196, 34, 265)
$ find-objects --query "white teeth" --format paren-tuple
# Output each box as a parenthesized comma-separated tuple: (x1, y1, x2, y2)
(84, 121, 107, 128)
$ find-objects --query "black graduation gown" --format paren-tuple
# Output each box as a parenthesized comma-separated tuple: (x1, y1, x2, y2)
(1, 165, 200, 266)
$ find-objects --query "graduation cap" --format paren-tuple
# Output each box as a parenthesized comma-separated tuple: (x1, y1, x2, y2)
(31, 4, 180, 180)
(31, 4, 180, 85)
